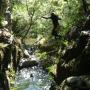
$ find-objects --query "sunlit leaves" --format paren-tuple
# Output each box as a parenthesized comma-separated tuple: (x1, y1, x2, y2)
(12, 0, 84, 38)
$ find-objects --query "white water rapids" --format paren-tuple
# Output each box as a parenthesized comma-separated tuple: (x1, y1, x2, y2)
(14, 55, 53, 90)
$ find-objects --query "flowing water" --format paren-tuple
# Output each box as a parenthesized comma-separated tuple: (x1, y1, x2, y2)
(14, 55, 53, 90)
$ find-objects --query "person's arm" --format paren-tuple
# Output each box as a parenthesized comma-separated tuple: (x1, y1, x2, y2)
(42, 16, 51, 19)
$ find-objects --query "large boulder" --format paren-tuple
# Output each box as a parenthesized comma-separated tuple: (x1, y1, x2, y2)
(18, 60, 38, 70)
(56, 31, 90, 84)
(60, 76, 90, 90)
(0, 28, 14, 44)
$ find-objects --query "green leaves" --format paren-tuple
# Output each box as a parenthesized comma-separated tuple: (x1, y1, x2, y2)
(12, 0, 84, 38)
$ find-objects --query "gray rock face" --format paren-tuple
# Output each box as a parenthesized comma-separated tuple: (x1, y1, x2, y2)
(56, 32, 90, 84)
(60, 76, 90, 90)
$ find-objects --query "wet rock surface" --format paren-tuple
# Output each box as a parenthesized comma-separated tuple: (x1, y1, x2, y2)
(18, 60, 38, 70)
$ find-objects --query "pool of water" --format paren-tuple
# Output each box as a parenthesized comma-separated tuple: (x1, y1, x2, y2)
(14, 65, 52, 90)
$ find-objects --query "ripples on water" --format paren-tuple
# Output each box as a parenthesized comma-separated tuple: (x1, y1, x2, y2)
(14, 65, 52, 90)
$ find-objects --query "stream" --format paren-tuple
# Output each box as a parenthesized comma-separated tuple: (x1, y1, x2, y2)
(14, 54, 53, 90)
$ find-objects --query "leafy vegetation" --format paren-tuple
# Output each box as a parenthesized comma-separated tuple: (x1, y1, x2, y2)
(0, 0, 90, 90)
(12, 0, 86, 39)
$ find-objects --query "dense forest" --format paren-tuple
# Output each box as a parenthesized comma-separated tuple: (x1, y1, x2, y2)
(0, 0, 90, 90)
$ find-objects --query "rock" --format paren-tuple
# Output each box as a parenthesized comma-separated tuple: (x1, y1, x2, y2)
(38, 38, 58, 52)
(61, 32, 89, 63)
(60, 76, 90, 90)
(1, 21, 8, 27)
(23, 49, 30, 58)
(30, 73, 33, 77)
(81, 30, 90, 36)
(56, 31, 90, 84)
(0, 28, 14, 44)
(13, 37, 22, 46)
(18, 60, 38, 70)
(66, 25, 80, 41)
(83, 15, 90, 30)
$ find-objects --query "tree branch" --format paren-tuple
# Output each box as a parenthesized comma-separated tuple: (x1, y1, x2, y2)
(22, 0, 36, 39)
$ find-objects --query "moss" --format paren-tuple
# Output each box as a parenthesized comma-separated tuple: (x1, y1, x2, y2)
(10, 80, 30, 90)
(25, 38, 36, 45)
(47, 64, 57, 75)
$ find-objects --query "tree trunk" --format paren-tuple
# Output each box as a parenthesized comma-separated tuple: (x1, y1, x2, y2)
(0, 0, 10, 16)
(0, 0, 12, 32)
(81, 0, 89, 15)
(0, 0, 11, 90)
